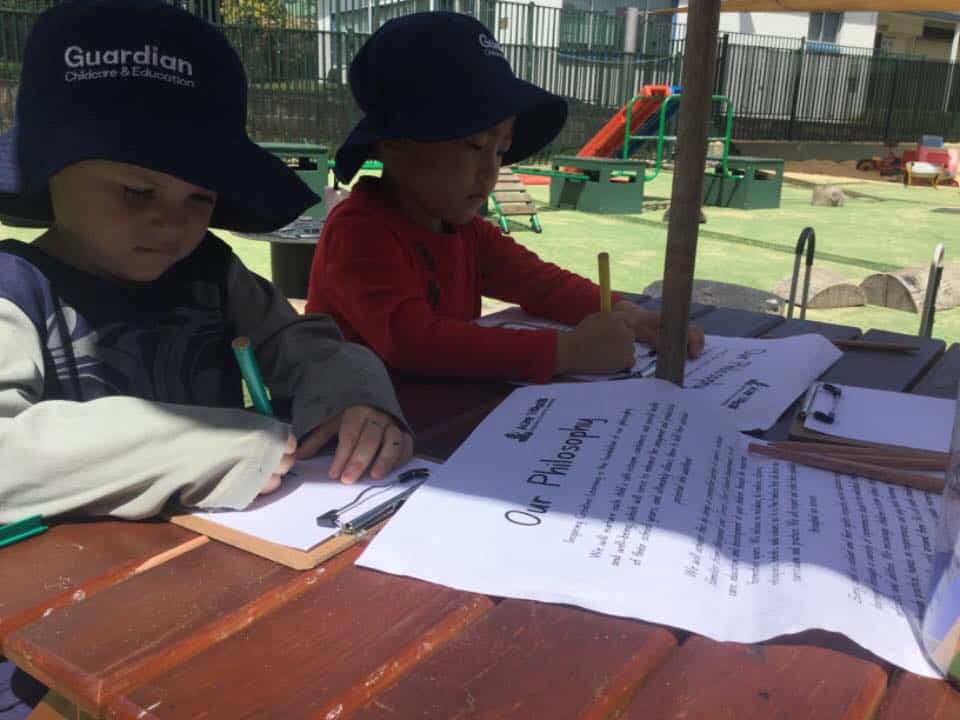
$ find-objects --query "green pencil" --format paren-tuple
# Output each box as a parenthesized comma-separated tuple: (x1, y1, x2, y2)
(0, 514, 48, 549)
(232, 337, 273, 416)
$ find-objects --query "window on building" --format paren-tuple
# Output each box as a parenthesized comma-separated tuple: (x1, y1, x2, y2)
(808, 12, 842, 44)
(558, 6, 622, 53)
(922, 22, 955, 43)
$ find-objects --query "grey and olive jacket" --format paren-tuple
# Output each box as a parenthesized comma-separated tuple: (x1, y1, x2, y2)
(0, 233, 406, 522)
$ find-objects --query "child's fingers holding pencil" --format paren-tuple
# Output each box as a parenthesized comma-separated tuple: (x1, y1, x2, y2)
(687, 324, 705, 358)
(262, 433, 297, 495)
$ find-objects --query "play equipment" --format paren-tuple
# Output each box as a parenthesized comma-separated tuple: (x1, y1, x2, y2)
(774, 268, 866, 311)
(546, 156, 645, 214)
(488, 168, 542, 233)
(856, 143, 903, 176)
(904, 161, 943, 188)
(903, 135, 959, 181)
(329, 159, 383, 189)
(514, 90, 734, 215)
(622, 91, 784, 210)
(576, 85, 678, 159)
(703, 155, 784, 210)
(860, 245, 954, 317)
(263, 143, 327, 217)
(626, 92, 734, 181)
(514, 88, 783, 215)
(246, 143, 329, 299)
(775, 228, 865, 313)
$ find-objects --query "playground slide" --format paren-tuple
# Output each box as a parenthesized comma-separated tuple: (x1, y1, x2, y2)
(576, 93, 665, 159)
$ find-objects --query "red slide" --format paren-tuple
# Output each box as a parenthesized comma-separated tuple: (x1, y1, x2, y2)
(576, 85, 671, 158)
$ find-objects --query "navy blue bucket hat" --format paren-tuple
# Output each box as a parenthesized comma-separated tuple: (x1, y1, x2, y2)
(334, 12, 568, 184)
(0, 0, 319, 233)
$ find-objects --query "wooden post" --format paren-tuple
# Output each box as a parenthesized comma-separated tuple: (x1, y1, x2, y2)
(654, 0, 722, 385)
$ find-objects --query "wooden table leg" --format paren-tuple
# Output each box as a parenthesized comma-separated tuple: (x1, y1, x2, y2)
(27, 691, 96, 720)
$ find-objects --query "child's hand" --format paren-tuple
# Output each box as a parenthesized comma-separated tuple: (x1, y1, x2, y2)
(612, 300, 705, 359)
(556, 312, 635, 374)
(296, 406, 414, 484)
(261, 432, 297, 495)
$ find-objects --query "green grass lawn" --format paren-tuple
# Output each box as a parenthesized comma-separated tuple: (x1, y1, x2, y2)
(3, 171, 958, 344)
(508, 173, 960, 344)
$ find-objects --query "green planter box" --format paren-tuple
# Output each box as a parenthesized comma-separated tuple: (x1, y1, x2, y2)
(702, 156, 784, 210)
(259, 142, 329, 219)
(548, 156, 646, 214)
(250, 142, 329, 299)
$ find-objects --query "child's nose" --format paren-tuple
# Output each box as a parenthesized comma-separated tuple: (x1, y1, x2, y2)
(150, 201, 188, 229)
(480, 149, 501, 182)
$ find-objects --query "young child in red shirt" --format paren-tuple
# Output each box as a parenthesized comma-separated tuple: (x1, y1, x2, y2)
(306, 12, 703, 384)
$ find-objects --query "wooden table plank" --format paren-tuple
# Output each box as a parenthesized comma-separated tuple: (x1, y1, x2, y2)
(23, 691, 96, 720)
(0, 521, 202, 644)
(764, 318, 861, 341)
(620, 635, 887, 720)
(640, 298, 714, 319)
(693, 308, 784, 338)
(909, 344, 960, 400)
(108, 569, 493, 720)
(393, 376, 512, 438)
(819, 330, 944, 393)
(414, 395, 506, 460)
(5, 541, 355, 715)
(354, 600, 676, 720)
(875, 672, 960, 719)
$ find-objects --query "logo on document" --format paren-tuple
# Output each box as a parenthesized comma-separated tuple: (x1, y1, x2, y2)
(721, 378, 770, 410)
(505, 397, 554, 442)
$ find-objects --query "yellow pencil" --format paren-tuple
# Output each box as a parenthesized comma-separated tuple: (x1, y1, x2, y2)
(598, 252, 612, 313)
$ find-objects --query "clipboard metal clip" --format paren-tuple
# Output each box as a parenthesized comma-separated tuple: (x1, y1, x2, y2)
(800, 382, 842, 425)
(315, 467, 430, 533)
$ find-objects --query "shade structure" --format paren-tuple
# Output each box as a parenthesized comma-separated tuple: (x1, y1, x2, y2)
(655, 0, 724, 384)
(664, 1, 960, 11)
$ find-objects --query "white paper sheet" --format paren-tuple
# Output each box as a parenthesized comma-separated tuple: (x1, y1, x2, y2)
(478, 308, 841, 431)
(804, 383, 955, 453)
(923, 390, 960, 677)
(359, 381, 940, 677)
(191, 457, 441, 550)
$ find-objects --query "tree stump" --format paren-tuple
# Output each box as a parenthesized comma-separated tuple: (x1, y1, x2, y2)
(773, 268, 866, 309)
(811, 185, 846, 207)
(860, 263, 960, 313)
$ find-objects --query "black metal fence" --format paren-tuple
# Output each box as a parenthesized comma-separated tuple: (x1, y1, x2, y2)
(699, 26, 960, 143)
(1, 2, 958, 156)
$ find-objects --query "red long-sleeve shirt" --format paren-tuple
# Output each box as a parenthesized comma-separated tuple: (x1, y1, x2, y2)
(305, 178, 611, 383)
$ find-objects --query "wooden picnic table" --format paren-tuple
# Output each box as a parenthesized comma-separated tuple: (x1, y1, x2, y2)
(3, 304, 960, 719)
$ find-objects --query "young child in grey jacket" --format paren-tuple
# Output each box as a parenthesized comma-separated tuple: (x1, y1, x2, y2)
(0, 0, 412, 525)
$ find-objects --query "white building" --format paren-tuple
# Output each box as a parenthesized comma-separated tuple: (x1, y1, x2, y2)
(675, 4, 960, 62)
